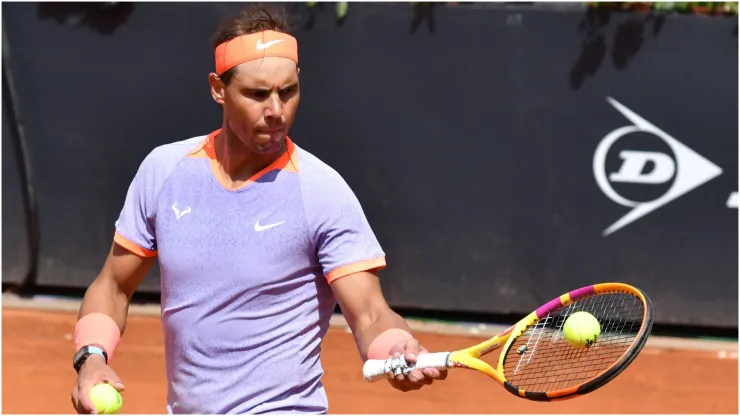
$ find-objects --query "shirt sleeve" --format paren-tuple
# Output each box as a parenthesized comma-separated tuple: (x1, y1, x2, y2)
(306, 171, 386, 283)
(113, 151, 160, 258)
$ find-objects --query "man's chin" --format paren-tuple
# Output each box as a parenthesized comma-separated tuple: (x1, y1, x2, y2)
(253, 137, 286, 155)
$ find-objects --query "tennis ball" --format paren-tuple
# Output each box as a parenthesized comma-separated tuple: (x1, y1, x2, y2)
(563, 311, 601, 348)
(89, 383, 122, 414)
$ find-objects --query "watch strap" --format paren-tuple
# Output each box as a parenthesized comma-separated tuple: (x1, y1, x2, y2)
(73, 345, 108, 373)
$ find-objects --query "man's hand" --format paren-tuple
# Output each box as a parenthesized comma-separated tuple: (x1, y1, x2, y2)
(70, 355, 125, 414)
(329, 270, 448, 391)
(386, 338, 447, 392)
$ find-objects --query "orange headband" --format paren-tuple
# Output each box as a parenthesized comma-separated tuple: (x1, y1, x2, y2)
(215, 30, 298, 75)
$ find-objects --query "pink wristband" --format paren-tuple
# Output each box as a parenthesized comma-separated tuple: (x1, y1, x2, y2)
(367, 328, 414, 360)
(73, 313, 121, 362)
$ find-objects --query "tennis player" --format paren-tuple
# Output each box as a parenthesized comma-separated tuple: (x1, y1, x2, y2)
(69, 5, 446, 415)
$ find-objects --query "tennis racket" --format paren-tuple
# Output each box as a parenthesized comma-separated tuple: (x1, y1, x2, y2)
(363, 282, 653, 401)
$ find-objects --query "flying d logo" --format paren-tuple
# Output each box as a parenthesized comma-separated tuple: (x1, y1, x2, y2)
(593, 97, 724, 237)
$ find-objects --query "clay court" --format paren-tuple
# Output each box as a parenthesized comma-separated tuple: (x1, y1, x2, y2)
(2, 305, 737, 414)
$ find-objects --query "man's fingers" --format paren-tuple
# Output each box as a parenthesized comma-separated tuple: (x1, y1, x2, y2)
(388, 378, 409, 392)
(406, 369, 425, 384)
(403, 339, 421, 362)
(385, 339, 446, 393)
(421, 367, 448, 380)
(102, 376, 126, 392)
(402, 378, 425, 390)
(392, 377, 418, 391)
(391, 379, 409, 393)
(71, 388, 83, 414)
(422, 368, 441, 379)
(394, 369, 434, 387)
(72, 386, 94, 415)
(78, 383, 99, 414)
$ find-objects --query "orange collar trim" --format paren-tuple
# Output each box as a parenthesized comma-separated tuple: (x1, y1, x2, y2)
(188, 129, 299, 187)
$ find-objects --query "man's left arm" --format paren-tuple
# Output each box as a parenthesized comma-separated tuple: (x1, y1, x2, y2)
(305, 169, 446, 391)
(330, 270, 447, 391)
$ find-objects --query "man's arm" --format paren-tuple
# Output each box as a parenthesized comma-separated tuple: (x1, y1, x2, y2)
(71, 144, 163, 413)
(84, 143, 166, 332)
(78, 241, 155, 334)
(331, 270, 447, 391)
(70, 241, 155, 414)
(330, 269, 411, 361)
(303, 165, 445, 389)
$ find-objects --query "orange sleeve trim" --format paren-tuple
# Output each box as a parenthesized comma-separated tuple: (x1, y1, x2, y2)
(326, 256, 386, 283)
(113, 232, 158, 258)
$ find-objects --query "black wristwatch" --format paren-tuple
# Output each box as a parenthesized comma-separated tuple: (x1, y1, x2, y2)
(73, 345, 108, 373)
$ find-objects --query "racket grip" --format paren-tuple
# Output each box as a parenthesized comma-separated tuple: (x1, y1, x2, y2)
(363, 352, 451, 382)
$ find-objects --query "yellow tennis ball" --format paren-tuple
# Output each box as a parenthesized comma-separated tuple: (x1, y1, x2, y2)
(563, 311, 601, 348)
(89, 383, 122, 414)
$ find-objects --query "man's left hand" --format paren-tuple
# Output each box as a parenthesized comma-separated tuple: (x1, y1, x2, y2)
(386, 338, 448, 392)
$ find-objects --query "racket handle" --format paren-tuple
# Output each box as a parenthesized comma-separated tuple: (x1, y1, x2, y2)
(363, 352, 451, 382)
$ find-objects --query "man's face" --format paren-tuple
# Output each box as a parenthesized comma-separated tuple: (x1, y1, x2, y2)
(211, 57, 300, 155)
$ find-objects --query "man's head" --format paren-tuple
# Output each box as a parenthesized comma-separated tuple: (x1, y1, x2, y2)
(209, 5, 300, 155)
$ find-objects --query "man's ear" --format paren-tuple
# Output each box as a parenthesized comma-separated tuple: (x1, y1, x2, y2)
(208, 73, 225, 105)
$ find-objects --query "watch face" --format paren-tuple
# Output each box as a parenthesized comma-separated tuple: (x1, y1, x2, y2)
(74, 346, 107, 372)
(74, 347, 95, 371)
(73, 348, 88, 371)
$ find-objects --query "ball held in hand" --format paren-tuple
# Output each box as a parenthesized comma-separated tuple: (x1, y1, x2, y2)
(89, 383, 123, 414)
(563, 311, 601, 348)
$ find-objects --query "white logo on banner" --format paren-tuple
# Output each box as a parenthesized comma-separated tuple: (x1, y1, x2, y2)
(727, 192, 738, 208)
(593, 97, 724, 237)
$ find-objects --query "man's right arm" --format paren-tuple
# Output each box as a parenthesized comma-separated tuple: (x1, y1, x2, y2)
(71, 241, 155, 414)
(71, 144, 167, 413)
(78, 241, 156, 343)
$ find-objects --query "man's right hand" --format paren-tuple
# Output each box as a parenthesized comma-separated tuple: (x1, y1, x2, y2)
(70, 355, 125, 414)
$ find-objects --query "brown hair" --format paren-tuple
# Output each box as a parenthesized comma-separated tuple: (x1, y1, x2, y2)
(213, 4, 293, 84)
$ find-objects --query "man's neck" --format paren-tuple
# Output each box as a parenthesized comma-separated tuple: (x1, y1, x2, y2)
(213, 127, 284, 190)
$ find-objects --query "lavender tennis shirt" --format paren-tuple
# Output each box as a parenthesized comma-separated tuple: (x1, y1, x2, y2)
(113, 130, 386, 414)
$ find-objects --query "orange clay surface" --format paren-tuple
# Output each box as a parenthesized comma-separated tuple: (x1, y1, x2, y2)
(2, 308, 737, 414)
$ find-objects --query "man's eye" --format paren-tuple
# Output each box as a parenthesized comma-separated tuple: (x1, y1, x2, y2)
(248, 90, 270, 99)
(279, 87, 297, 96)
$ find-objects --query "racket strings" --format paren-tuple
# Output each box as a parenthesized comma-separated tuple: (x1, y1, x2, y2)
(503, 292, 644, 394)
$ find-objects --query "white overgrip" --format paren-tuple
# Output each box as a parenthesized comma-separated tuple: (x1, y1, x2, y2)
(363, 359, 391, 382)
(363, 352, 451, 382)
(414, 352, 451, 369)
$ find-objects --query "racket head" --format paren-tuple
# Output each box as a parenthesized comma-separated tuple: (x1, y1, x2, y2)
(497, 283, 653, 401)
